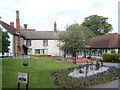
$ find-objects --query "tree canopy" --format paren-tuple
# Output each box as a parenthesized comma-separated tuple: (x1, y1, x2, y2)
(58, 23, 94, 56)
(0, 27, 10, 56)
(81, 15, 113, 36)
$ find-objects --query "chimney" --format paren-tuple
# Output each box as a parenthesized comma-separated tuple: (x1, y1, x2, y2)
(54, 21, 57, 32)
(24, 24, 27, 30)
(16, 10, 20, 32)
(10, 22, 14, 27)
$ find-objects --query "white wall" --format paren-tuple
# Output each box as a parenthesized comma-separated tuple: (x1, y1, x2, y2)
(26, 39, 62, 56)
(7, 33, 13, 56)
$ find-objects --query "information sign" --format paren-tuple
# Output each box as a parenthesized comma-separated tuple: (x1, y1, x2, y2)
(18, 72, 28, 84)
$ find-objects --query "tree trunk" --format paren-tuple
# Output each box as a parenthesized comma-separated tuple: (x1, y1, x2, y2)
(72, 51, 76, 64)
(83, 49, 86, 58)
(89, 49, 91, 57)
(2, 52, 4, 58)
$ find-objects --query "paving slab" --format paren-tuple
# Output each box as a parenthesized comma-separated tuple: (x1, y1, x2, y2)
(88, 79, 119, 88)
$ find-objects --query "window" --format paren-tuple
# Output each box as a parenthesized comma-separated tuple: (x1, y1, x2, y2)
(26, 40, 31, 46)
(35, 49, 40, 54)
(43, 40, 48, 46)
(35, 49, 48, 54)
(44, 49, 48, 54)
(40, 49, 44, 54)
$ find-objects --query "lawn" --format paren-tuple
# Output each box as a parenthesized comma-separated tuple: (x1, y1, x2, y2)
(2, 57, 78, 88)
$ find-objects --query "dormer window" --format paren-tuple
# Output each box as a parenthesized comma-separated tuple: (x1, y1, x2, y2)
(43, 40, 48, 46)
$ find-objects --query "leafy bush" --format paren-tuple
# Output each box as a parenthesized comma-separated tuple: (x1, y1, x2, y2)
(102, 53, 120, 62)
(112, 53, 120, 62)
(50, 66, 120, 88)
(102, 53, 112, 62)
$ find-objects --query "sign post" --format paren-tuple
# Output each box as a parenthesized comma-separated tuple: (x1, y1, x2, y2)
(18, 72, 29, 90)
(18, 62, 29, 90)
(18, 72, 28, 84)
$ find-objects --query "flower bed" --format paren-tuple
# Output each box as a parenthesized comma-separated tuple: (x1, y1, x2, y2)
(64, 57, 91, 62)
(50, 66, 120, 88)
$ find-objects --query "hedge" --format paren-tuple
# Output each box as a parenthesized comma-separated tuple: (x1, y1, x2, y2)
(102, 53, 120, 62)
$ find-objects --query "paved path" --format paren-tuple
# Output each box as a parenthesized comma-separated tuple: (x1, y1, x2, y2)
(77, 62, 119, 68)
(88, 79, 119, 88)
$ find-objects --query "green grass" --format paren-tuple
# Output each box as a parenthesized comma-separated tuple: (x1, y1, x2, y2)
(2, 57, 78, 88)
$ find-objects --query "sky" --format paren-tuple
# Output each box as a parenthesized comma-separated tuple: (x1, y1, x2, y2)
(0, 0, 119, 33)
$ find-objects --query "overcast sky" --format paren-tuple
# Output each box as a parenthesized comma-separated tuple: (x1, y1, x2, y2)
(0, 0, 119, 33)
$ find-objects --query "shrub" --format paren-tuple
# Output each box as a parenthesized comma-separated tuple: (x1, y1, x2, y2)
(112, 53, 120, 62)
(102, 53, 120, 62)
(102, 53, 113, 62)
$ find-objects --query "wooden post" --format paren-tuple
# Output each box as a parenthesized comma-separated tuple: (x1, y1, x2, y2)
(27, 73, 29, 90)
(26, 83, 28, 90)
(18, 82, 20, 90)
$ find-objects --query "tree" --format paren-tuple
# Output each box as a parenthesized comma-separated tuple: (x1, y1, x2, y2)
(81, 15, 113, 36)
(58, 23, 94, 64)
(0, 27, 10, 57)
(0, 28, 2, 53)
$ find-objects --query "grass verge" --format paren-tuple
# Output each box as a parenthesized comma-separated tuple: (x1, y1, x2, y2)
(2, 57, 78, 88)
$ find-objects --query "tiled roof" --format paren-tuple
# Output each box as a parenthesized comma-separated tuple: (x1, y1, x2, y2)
(1, 21, 16, 34)
(20, 31, 62, 40)
(1, 21, 25, 37)
(88, 33, 120, 49)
